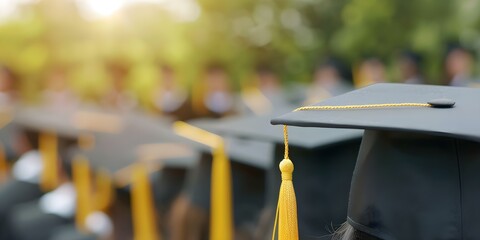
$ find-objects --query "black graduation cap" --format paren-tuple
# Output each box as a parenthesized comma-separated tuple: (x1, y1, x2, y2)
(172, 119, 273, 239)
(0, 122, 19, 161)
(271, 83, 480, 239)
(0, 108, 19, 162)
(81, 113, 197, 187)
(197, 113, 363, 239)
(78, 113, 198, 239)
(13, 106, 82, 191)
(14, 107, 80, 141)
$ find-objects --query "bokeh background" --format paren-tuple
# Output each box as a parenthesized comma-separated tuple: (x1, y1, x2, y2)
(1, 0, 480, 107)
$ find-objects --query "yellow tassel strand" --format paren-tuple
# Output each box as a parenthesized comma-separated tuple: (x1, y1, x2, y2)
(240, 86, 272, 115)
(131, 163, 159, 240)
(39, 132, 59, 191)
(294, 103, 431, 112)
(210, 140, 233, 240)
(0, 144, 8, 183)
(173, 121, 234, 240)
(272, 125, 298, 240)
(72, 155, 92, 232)
(94, 169, 115, 213)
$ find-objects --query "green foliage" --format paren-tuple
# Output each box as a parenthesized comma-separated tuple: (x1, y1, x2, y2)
(0, 0, 479, 100)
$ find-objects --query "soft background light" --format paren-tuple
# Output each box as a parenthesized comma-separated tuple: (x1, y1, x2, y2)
(0, 0, 479, 104)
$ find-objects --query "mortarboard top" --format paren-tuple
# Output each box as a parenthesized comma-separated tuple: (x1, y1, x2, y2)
(271, 83, 480, 239)
(197, 113, 362, 150)
(14, 106, 81, 140)
(271, 83, 479, 141)
(179, 118, 274, 169)
(82, 114, 197, 187)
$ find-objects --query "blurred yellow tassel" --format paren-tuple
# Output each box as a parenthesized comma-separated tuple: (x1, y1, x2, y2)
(94, 169, 115, 212)
(132, 163, 159, 240)
(210, 141, 233, 240)
(173, 121, 234, 240)
(40, 132, 59, 191)
(72, 155, 92, 232)
(240, 86, 272, 115)
(0, 144, 8, 183)
(191, 79, 207, 116)
(272, 125, 298, 240)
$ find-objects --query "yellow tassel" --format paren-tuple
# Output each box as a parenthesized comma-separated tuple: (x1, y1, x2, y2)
(210, 141, 233, 240)
(173, 121, 234, 240)
(94, 169, 115, 212)
(78, 133, 95, 151)
(272, 125, 298, 240)
(191, 80, 207, 116)
(72, 155, 92, 232)
(131, 163, 159, 240)
(39, 132, 59, 191)
(0, 144, 8, 183)
(240, 86, 272, 115)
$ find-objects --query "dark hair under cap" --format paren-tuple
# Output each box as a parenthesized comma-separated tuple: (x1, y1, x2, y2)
(0, 65, 17, 81)
(315, 57, 353, 82)
(399, 50, 423, 66)
(205, 61, 226, 73)
(22, 128, 40, 150)
(444, 42, 475, 60)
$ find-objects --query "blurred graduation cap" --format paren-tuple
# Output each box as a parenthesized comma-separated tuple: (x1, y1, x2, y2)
(173, 120, 273, 240)
(0, 108, 17, 181)
(271, 83, 480, 239)
(82, 114, 196, 184)
(78, 113, 197, 239)
(194, 112, 362, 239)
(13, 106, 82, 191)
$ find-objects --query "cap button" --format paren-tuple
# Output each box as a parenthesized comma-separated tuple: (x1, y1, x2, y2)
(428, 98, 455, 108)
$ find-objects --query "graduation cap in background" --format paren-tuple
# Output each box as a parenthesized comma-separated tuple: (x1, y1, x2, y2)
(172, 120, 272, 240)
(13, 106, 82, 191)
(77, 112, 197, 240)
(0, 108, 17, 181)
(195, 112, 362, 239)
(271, 83, 480, 239)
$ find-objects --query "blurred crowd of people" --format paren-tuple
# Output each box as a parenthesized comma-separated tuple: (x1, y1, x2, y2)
(0, 43, 478, 240)
(0, 45, 478, 122)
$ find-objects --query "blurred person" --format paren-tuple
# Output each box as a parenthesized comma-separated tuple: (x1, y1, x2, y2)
(354, 57, 386, 88)
(151, 64, 190, 120)
(397, 50, 424, 84)
(2, 181, 76, 240)
(240, 65, 290, 115)
(304, 58, 354, 105)
(444, 45, 476, 87)
(49, 224, 97, 240)
(0, 109, 80, 240)
(254, 65, 283, 102)
(0, 65, 18, 107)
(103, 61, 137, 112)
(0, 65, 20, 177)
(0, 127, 44, 239)
(42, 66, 79, 111)
(191, 63, 238, 119)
